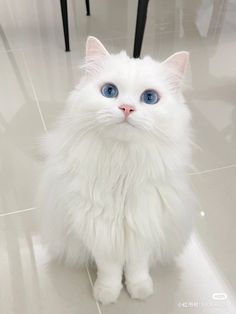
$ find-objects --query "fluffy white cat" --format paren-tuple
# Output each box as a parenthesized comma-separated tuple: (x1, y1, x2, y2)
(38, 37, 195, 304)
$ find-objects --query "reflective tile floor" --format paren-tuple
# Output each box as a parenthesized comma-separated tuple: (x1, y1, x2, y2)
(0, 0, 236, 313)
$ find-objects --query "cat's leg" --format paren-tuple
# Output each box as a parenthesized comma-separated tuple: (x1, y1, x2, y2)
(124, 185, 157, 300)
(125, 251, 153, 300)
(71, 203, 124, 304)
(93, 252, 123, 304)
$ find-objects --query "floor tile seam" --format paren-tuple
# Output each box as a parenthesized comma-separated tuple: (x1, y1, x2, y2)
(20, 50, 48, 132)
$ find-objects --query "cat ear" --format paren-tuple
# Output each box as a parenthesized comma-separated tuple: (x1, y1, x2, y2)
(86, 36, 109, 61)
(162, 51, 189, 89)
(163, 51, 189, 75)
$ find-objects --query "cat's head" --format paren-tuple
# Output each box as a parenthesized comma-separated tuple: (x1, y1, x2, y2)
(68, 37, 191, 143)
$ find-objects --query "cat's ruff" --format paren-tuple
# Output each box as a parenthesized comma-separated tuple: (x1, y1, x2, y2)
(38, 36, 195, 305)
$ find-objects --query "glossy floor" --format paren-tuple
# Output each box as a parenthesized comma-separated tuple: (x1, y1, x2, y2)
(0, 0, 236, 313)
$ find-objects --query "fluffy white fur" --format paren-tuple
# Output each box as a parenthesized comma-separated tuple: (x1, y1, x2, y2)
(38, 37, 195, 304)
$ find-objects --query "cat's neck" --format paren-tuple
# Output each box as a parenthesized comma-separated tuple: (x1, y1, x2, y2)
(74, 132, 186, 181)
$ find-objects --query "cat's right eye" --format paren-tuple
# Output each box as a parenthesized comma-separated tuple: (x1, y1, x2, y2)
(141, 89, 160, 105)
(101, 83, 119, 98)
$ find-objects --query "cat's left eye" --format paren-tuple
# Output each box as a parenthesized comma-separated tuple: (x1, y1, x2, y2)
(101, 83, 119, 98)
(141, 89, 160, 105)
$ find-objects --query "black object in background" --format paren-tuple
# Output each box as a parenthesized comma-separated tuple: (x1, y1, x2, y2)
(59, 0, 150, 58)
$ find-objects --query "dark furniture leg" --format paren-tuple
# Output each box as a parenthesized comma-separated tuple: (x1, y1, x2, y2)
(133, 0, 150, 58)
(60, 0, 70, 51)
(85, 0, 91, 16)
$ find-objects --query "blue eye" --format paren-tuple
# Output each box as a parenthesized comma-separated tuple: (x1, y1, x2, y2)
(141, 89, 160, 105)
(101, 83, 118, 98)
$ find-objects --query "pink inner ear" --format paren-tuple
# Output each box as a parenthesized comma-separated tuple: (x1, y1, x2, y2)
(163, 52, 189, 76)
(86, 36, 109, 60)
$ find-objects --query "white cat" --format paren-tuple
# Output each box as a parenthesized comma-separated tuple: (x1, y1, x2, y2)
(38, 37, 195, 304)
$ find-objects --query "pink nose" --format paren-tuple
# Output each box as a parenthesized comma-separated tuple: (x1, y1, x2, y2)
(119, 104, 135, 119)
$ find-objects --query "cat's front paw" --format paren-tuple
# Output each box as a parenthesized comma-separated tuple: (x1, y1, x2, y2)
(93, 279, 122, 305)
(126, 276, 153, 300)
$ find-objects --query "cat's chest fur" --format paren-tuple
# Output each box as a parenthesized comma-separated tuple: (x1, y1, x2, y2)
(68, 134, 177, 213)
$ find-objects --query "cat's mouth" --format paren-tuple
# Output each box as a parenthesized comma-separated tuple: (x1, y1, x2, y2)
(101, 117, 143, 141)
(118, 120, 136, 128)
